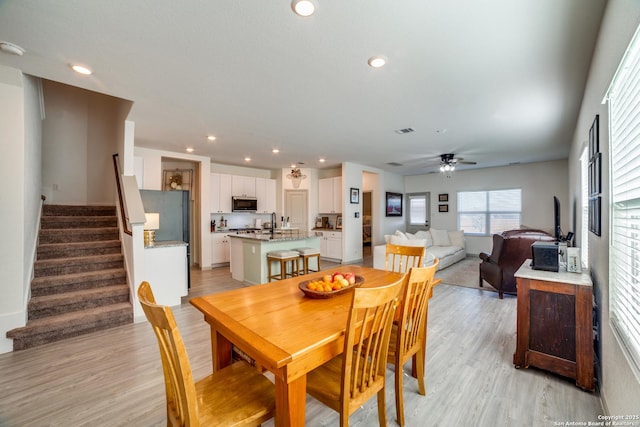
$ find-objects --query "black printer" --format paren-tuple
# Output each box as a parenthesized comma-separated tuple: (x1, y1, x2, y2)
(531, 241, 559, 272)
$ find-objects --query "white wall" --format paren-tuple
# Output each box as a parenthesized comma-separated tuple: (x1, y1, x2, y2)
(341, 162, 404, 263)
(568, 0, 640, 414)
(404, 160, 569, 255)
(41, 80, 131, 205)
(0, 67, 43, 354)
(23, 75, 43, 309)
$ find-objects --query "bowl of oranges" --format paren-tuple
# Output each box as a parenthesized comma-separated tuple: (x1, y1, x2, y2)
(298, 272, 364, 299)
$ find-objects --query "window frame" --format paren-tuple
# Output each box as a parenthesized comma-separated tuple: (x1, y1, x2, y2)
(457, 189, 522, 236)
(606, 23, 640, 381)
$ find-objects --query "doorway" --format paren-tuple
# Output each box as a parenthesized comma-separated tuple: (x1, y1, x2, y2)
(406, 192, 430, 234)
(285, 190, 308, 230)
(363, 191, 372, 247)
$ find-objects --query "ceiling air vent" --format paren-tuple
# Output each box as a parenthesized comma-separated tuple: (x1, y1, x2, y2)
(386, 162, 403, 167)
(394, 127, 415, 134)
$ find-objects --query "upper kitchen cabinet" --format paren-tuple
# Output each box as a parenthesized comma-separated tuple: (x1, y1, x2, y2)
(255, 178, 276, 213)
(232, 175, 256, 197)
(211, 173, 232, 213)
(318, 177, 342, 213)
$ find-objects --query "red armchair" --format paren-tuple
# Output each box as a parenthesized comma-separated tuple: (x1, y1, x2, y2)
(478, 229, 555, 298)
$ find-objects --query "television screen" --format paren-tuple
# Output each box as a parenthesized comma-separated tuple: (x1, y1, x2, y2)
(554, 196, 561, 240)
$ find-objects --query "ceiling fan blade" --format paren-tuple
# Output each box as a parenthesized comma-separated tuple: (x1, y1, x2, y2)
(456, 160, 477, 165)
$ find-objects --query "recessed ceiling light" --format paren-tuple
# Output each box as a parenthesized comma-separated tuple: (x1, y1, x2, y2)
(291, 164, 296, 168)
(71, 64, 92, 75)
(272, 148, 280, 153)
(186, 147, 194, 153)
(245, 157, 251, 162)
(207, 135, 216, 141)
(368, 56, 386, 68)
(291, 0, 316, 17)
(0, 41, 25, 56)
(319, 158, 325, 163)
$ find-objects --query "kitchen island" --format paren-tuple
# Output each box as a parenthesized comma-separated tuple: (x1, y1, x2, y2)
(229, 232, 321, 284)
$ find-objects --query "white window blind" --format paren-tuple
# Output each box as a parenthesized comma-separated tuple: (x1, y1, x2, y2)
(457, 189, 521, 235)
(608, 25, 640, 378)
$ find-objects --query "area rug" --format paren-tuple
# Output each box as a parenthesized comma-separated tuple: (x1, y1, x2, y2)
(435, 256, 497, 293)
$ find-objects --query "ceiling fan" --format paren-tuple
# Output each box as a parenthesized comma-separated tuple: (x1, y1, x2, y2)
(438, 153, 477, 172)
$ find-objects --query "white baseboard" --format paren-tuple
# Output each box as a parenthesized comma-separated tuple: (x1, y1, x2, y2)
(0, 311, 26, 354)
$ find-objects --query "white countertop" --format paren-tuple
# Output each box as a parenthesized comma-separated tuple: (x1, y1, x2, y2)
(145, 240, 188, 249)
(514, 259, 592, 287)
(228, 233, 318, 242)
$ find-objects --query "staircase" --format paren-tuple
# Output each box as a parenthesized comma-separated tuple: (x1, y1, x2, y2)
(7, 205, 133, 351)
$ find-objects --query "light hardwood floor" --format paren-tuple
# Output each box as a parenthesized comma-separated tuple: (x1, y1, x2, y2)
(0, 254, 603, 426)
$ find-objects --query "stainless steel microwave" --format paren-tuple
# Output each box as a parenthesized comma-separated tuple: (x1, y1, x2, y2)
(232, 196, 258, 212)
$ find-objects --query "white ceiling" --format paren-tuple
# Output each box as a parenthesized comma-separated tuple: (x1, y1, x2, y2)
(0, 0, 606, 175)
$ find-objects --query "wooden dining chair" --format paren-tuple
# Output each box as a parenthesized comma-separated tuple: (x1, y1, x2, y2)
(387, 259, 440, 426)
(384, 243, 425, 273)
(305, 276, 405, 427)
(137, 281, 275, 427)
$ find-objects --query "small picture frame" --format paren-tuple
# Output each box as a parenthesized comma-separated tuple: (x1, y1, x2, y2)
(336, 216, 343, 229)
(385, 192, 403, 217)
(438, 193, 449, 202)
(350, 188, 359, 204)
(439, 204, 449, 213)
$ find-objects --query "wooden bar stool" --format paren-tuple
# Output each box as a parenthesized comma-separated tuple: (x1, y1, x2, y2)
(295, 247, 321, 275)
(267, 250, 300, 282)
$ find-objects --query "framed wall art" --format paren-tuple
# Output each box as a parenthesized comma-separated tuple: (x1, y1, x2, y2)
(438, 193, 449, 202)
(588, 114, 601, 236)
(350, 188, 359, 204)
(385, 192, 403, 217)
(439, 204, 449, 213)
(163, 168, 193, 191)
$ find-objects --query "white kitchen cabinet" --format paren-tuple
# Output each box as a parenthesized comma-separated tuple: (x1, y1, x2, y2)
(255, 178, 276, 213)
(211, 233, 230, 265)
(319, 231, 342, 261)
(232, 175, 256, 197)
(211, 173, 232, 213)
(318, 177, 342, 213)
(229, 236, 244, 281)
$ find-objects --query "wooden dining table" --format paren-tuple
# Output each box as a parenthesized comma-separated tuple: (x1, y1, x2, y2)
(190, 265, 406, 427)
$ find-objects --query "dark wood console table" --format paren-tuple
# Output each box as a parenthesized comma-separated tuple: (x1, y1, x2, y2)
(513, 260, 594, 391)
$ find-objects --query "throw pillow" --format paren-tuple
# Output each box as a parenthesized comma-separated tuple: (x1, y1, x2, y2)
(448, 230, 465, 248)
(384, 235, 392, 243)
(389, 236, 426, 247)
(430, 228, 451, 246)
(394, 230, 407, 239)
(389, 234, 408, 245)
(415, 230, 433, 247)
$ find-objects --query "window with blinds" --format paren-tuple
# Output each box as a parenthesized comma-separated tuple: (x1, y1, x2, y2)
(457, 189, 521, 235)
(607, 25, 640, 378)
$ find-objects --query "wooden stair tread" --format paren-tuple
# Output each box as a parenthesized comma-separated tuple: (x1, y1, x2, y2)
(7, 303, 133, 337)
(29, 285, 129, 306)
(38, 240, 121, 250)
(39, 227, 119, 234)
(31, 268, 126, 285)
(35, 253, 123, 267)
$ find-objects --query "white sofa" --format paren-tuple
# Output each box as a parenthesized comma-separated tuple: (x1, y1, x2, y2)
(373, 229, 467, 271)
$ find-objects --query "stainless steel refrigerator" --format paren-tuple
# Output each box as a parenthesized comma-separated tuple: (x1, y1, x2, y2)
(140, 189, 191, 288)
